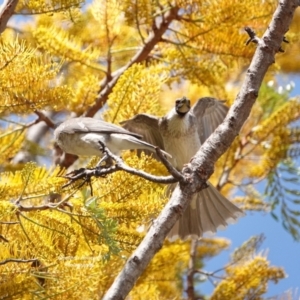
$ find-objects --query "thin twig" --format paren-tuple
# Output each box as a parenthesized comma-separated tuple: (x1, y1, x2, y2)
(34, 110, 56, 129)
(244, 27, 261, 45)
(84, 6, 180, 118)
(0, 221, 19, 224)
(0, 258, 39, 266)
(155, 147, 186, 181)
(0, 234, 9, 242)
(16, 202, 56, 211)
(61, 141, 178, 189)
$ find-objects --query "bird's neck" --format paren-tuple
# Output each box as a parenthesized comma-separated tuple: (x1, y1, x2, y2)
(162, 109, 192, 134)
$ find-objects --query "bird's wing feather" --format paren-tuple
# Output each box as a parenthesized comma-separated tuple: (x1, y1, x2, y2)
(120, 114, 165, 150)
(191, 97, 229, 144)
(59, 117, 142, 139)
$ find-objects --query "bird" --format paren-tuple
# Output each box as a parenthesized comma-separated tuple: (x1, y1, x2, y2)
(121, 96, 244, 241)
(54, 117, 172, 167)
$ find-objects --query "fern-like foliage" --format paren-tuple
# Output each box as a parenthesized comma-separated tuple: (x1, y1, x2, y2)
(16, 0, 84, 15)
(0, 0, 298, 298)
(33, 25, 102, 68)
(104, 63, 168, 124)
(266, 160, 300, 240)
(0, 125, 25, 168)
(0, 39, 72, 114)
(211, 235, 285, 300)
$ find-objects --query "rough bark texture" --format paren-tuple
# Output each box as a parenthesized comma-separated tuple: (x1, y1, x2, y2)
(0, 0, 18, 34)
(102, 1, 299, 299)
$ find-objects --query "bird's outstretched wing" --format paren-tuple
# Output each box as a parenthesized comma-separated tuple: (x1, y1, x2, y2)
(191, 97, 229, 144)
(120, 113, 165, 150)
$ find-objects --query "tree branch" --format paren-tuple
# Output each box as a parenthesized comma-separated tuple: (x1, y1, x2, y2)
(102, 1, 299, 299)
(61, 142, 179, 189)
(84, 6, 180, 117)
(34, 110, 56, 129)
(0, 258, 39, 266)
(0, 0, 18, 34)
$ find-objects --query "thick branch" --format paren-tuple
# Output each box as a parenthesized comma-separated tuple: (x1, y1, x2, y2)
(102, 1, 299, 299)
(189, 1, 297, 176)
(84, 6, 180, 117)
(0, 0, 18, 34)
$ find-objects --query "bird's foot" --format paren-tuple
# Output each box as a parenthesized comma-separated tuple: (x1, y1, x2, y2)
(60, 168, 93, 189)
(59, 164, 115, 193)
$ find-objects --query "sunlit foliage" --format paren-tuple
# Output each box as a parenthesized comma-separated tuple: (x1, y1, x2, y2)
(0, 0, 299, 298)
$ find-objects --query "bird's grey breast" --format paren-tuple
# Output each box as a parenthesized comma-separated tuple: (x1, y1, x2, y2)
(159, 113, 201, 169)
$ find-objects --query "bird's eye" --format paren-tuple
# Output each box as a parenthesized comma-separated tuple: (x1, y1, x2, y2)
(175, 99, 180, 104)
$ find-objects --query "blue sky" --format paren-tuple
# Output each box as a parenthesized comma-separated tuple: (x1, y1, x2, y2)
(200, 210, 300, 298)
(199, 75, 300, 299)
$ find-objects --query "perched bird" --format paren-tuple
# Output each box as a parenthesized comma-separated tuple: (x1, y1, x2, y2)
(54, 117, 171, 167)
(121, 96, 244, 241)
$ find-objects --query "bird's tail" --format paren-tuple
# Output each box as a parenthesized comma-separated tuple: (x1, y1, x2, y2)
(167, 183, 244, 241)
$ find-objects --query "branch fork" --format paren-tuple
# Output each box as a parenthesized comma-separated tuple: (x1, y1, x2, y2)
(245, 26, 289, 53)
(60, 141, 181, 191)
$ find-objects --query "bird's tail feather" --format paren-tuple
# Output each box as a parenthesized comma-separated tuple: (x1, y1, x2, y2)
(167, 183, 244, 241)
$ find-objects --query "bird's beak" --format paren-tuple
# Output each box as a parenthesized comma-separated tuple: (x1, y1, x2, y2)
(176, 98, 191, 114)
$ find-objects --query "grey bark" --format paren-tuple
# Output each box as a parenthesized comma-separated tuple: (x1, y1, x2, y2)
(102, 1, 299, 299)
(0, 0, 18, 34)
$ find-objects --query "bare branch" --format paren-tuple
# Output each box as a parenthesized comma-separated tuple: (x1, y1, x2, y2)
(84, 6, 180, 117)
(34, 110, 56, 129)
(16, 202, 56, 212)
(0, 221, 19, 224)
(0, 258, 39, 266)
(0, 234, 9, 242)
(155, 147, 185, 181)
(14, 192, 73, 212)
(102, 1, 299, 299)
(245, 27, 261, 45)
(61, 141, 178, 189)
(0, 0, 19, 34)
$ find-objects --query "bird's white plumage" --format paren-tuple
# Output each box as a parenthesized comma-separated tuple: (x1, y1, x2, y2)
(54, 117, 172, 161)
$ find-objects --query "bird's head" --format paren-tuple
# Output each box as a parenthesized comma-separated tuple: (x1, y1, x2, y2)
(175, 97, 191, 116)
